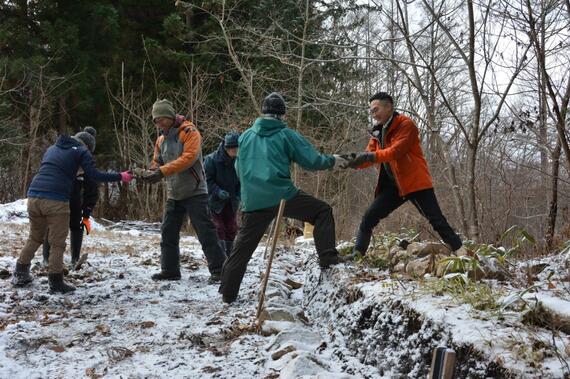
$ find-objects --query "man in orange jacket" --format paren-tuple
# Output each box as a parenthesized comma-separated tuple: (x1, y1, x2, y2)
(343, 92, 464, 256)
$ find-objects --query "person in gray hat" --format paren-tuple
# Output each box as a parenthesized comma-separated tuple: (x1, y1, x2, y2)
(42, 126, 100, 267)
(141, 99, 227, 283)
(219, 92, 351, 304)
(204, 131, 241, 257)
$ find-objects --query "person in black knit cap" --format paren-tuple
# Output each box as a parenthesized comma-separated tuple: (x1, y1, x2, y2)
(43, 126, 100, 267)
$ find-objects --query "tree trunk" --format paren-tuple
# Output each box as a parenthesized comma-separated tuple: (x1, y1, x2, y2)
(546, 141, 561, 251)
(466, 140, 480, 240)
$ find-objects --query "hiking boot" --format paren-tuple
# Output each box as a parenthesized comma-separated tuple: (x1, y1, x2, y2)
(11, 263, 33, 287)
(318, 249, 354, 269)
(208, 272, 221, 284)
(151, 271, 181, 281)
(48, 273, 76, 294)
(222, 293, 237, 304)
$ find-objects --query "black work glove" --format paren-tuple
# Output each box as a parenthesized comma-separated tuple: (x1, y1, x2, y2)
(142, 169, 164, 184)
(341, 152, 376, 169)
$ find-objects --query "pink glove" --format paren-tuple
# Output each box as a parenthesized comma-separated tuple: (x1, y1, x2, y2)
(120, 171, 134, 183)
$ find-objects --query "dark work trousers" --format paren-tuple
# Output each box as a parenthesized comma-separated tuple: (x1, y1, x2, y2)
(355, 179, 462, 253)
(212, 203, 238, 242)
(161, 194, 227, 275)
(219, 191, 337, 301)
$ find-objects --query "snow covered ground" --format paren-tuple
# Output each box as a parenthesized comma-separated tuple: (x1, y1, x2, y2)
(0, 200, 377, 378)
(1, 199, 569, 378)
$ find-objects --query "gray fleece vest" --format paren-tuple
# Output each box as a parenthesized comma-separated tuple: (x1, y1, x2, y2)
(159, 126, 208, 200)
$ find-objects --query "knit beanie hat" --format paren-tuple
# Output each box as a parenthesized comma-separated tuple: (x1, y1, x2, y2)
(84, 126, 97, 138)
(74, 131, 96, 153)
(224, 131, 240, 148)
(152, 99, 176, 120)
(261, 92, 286, 116)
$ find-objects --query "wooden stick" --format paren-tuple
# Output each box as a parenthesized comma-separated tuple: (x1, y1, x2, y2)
(263, 219, 276, 260)
(256, 199, 286, 320)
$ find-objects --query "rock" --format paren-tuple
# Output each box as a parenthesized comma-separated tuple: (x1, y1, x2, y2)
(258, 306, 303, 323)
(266, 329, 323, 352)
(406, 256, 432, 277)
(392, 250, 412, 266)
(259, 320, 298, 336)
(279, 352, 356, 379)
(393, 262, 406, 273)
(407, 242, 449, 258)
(264, 287, 289, 300)
(0, 269, 11, 279)
(279, 352, 330, 378)
(479, 256, 509, 281)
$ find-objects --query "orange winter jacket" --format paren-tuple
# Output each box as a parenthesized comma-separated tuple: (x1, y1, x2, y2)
(151, 117, 207, 200)
(358, 113, 433, 197)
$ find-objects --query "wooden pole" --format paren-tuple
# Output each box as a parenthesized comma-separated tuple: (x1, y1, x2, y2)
(256, 199, 286, 320)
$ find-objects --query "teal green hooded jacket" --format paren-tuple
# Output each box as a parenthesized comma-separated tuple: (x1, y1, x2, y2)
(236, 117, 335, 211)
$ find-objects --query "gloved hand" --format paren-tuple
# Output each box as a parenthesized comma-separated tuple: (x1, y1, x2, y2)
(120, 170, 134, 183)
(342, 152, 376, 169)
(217, 189, 230, 200)
(142, 169, 164, 184)
(333, 154, 348, 169)
(82, 217, 91, 235)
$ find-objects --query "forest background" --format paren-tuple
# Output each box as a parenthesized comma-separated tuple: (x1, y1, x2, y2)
(1, 0, 569, 255)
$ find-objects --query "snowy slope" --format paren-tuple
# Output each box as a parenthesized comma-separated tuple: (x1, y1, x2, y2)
(0, 200, 379, 378)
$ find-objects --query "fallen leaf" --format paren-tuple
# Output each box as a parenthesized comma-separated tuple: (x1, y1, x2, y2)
(140, 321, 155, 329)
(50, 345, 65, 353)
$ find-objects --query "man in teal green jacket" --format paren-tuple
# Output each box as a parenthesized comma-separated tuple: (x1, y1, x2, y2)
(219, 92, 349, 303)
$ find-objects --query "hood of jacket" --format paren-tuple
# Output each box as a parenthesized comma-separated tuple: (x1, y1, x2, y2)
(250, 117, 286, 137)
(212, 141, 235, 165)
(55, 134, 83, 150)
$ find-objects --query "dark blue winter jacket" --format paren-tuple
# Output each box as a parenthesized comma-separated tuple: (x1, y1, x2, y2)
(204, 142, 240, 214)
(27, 135, 121, 202)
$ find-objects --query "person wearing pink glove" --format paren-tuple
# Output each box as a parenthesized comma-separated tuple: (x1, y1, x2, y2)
(12, 132, 132, 294)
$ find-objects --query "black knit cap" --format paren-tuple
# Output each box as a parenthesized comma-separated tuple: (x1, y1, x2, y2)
(261, 92, 286, 115)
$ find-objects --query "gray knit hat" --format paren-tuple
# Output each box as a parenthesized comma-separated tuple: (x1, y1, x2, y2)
(152, 99, 176, 120)
(84, 126, 97, 138)
(261, 92, 286, 115)
(74, 131, 96, 153)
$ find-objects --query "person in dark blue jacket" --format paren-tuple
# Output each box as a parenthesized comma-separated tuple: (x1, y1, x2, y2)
(204, 131, 240, 256)
(42, 127, 100, 267)
(11, 134, 133, 293)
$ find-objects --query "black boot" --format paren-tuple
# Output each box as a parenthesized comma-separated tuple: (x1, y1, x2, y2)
(318, 248, 353, 269)
(151, 271, 181, 281)
(11, 263, 33, 287)
(48, 273, 75, 293)
(69, 229, 83, 265)
(354, 229, 371, 256)
(224, 240, 233, 257)
(208, 272, 221, 284)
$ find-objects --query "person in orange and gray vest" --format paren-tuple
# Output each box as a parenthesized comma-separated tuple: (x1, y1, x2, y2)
(342, 92, 467, 257)
(42, 126, 99, 267)
(140, 99, 227, 283)
(11, 132, 133, 293)
(204, 131, 240, 258)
